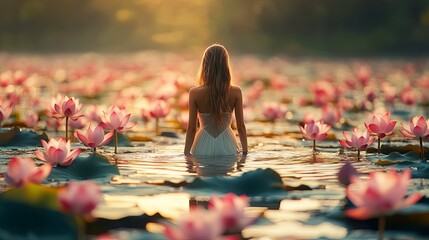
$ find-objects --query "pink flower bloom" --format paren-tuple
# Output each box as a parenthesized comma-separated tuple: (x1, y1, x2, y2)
(364, 86, 377, 102)
(24, 113, 39, 128)
(69, 117, 88, 130)
(86, 104, 106, 123)
(5, 157, 52, 187)
(346, 169, 422, 220)
(164, 208, 223, 240)
(58, 180, 102, 217)
(100, 105, 136, 132)
(46, 118, 63, 131)
(75, 123, 114, 149)
(339, 127, 375, 151)
(0, 100, 13, 126)
(208, 193, 255, 231)
(310, 80, 336, 107)
(337, 161, 358, 186)
(49, 94, 84, 120)
(356, 65, 371, 87)
(34, 138, 82, 166)
(381, 82, 397, 104)
(399, 116, 429, 139)
(364, 112, 396, 139)
(399, 87, 417, 106)
(299, 121, 331, 141)
(321, 105, 342, 126)
(149, 100, 171, 119)
(261, 102, 287, 122)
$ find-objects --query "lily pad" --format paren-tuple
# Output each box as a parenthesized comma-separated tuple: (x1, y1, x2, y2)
(367, 144, 428, 158)
(86, 213, 165, 235)
(48, 153, 120, 181)
(0, 184, 78, 240)
(0, 127, 48, 147)
(155, 168, 310, 197)
(106, 132, 133, 147)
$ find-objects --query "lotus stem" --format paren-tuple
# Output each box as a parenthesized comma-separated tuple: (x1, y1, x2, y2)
(420, 137, 424, 160)
(377, 138, 381, 154)
(357, 149, 360, 159)
(93, 147, 96, 152)
(155, 118, 159, 136)
(114, 130, 118, 154)
(313, 139, 316, 151)
(65, 117, 69, 140)
(378, 215, 385, 240)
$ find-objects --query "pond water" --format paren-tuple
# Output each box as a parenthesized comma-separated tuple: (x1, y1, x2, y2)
(0, 54, 429, 239)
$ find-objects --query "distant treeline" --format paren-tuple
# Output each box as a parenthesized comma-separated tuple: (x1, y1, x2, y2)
(1, 0, 429, 56)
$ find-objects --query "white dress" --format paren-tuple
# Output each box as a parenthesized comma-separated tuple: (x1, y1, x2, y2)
(191, 112, 239, 156)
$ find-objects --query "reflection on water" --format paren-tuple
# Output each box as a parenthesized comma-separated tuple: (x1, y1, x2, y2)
(185, 154, 246, 176)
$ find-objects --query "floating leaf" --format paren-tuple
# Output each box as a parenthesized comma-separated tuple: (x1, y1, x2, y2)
(0, 184, 78, 240)
(0, 127, 48, 147)
(367, 144, 428, 157)
(152, 168, 311, 198)
(86, 213, 165, 235)
(106, 132, 133, 147)
(48, 153, 120, 181)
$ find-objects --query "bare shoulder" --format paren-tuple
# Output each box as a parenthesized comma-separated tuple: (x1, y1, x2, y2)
(230, 85, 243, 97)
(189, 86, 205, 95)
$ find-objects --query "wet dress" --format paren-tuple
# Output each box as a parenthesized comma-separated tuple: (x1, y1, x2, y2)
(191, 112, 239, 156)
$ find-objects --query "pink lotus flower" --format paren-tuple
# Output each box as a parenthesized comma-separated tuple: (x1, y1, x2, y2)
(310, 80, 337, 107)
(34, 138, 82, 166)
(100, 105, 136, 132)
(346, 169, 422, 220)
(400, 116, 429, 159)
(75, 123, 114, 151)
(101, 105, 136, 153)
(49, 94, 84, 140)
(24, 113, 39, 128)
(46, 118, 63, 132)
(0, 100, 13, 127)
(339, 127, 375, 158)
(208, 193, 255, 232)
(58, 180, 102, 217)
(49, 94, 84, 120)
(149, 100, 171, 135)
(399, 87, 417, 106)
(322, 105, 342, 126)
(299, 121, 331, 151)
(149, 100, 171, 119)
(364, 112, 397, 154)
(5, 157, 52, 187)
(85, 104, 106, 123)
(164, 208, 223, 240)
(355, 65, 371, 87)
(337, 161, 358, 186)
(381, 82, 397, 105)
(261, 102, 287, 122)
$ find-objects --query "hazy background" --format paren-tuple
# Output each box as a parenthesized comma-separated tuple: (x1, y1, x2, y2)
(1, 0, 429, 56)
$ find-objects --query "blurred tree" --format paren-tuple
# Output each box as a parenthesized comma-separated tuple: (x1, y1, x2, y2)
(0, 0, 428, 56)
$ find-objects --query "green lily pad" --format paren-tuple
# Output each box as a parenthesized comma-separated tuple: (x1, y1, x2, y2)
(0, 184, 78, 240)
(106, 132, 133, 147)
(86, 213, 165, 235)
(48, 153, 120, 181)
(0, 127, 48, 147)
(367, 144, 428, 158)
(155, 168, 305, 197)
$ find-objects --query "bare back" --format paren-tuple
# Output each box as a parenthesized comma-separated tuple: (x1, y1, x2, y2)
(184, 84, 247, 155)
(190, 85, 240, 114)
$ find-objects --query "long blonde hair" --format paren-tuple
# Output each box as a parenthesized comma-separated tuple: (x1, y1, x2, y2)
(198, 44, 232, 123)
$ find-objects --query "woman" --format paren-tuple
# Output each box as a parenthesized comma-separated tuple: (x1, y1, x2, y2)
(184, 44, 248, 156)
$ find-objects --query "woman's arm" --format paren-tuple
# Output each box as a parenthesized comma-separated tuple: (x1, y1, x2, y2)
(234, 87, 248, 154)
(184, 89, 198, 155)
